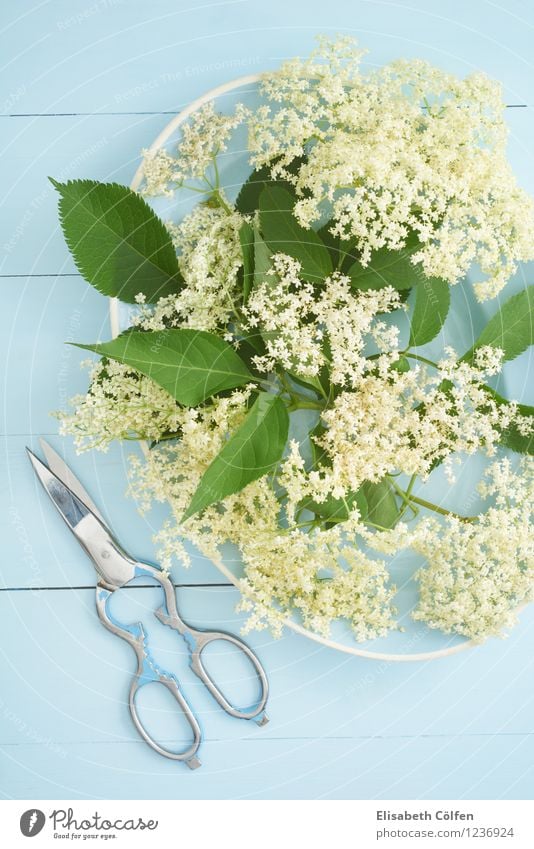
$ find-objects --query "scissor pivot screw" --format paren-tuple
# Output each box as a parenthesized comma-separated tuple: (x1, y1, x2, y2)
(101, 549, 110, 559)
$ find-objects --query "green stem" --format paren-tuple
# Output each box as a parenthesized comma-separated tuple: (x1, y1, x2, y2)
(386, 474, 417, 511)
(287, 398, 324, 411)
(212, 188, 232, 214)
(403, 352, 439, 369)
(408, 494, 476, 523)
(396, 473, 418, 521)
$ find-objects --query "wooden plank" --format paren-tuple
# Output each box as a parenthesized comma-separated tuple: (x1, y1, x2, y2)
(1, 587, 534, 749)
(2, 734, 533, 799)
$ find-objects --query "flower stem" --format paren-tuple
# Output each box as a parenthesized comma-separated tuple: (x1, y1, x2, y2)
(403, 352, 439, 369)
(287, 398, 324, 411)
(408, 494, 475, 522)
(395, 473, 418, 521)
(212, 189, 232, 214)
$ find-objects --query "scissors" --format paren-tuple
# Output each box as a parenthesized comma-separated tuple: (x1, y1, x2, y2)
(27, 440, 269, 769)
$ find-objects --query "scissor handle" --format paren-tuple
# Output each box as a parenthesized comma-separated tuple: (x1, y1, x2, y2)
(136, 562, 270, 725)
(187, 628, 269, 724)
(95, 585, 202, 769)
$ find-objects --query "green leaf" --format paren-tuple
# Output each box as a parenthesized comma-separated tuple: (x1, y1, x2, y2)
(259, 185, 332, 283)
(183, 393, 289, 519)
(361, 479, 399, 529)
(287, 370, 326, 399)
(300, 489, 368, 524)
(238, 221, 254, 303)
(409, 277, 450, 347)
(347, 238, 421, 292)
(390, 355, 410, 373)
(75, 328, 252, 406)
(235, 157, 307, 214)
(235, 164, 274, 215)
(309, 419, 329, 470)
(463, 286, 534, 364)
(50, 179, 183, 303)
(499, 403, 534, 454)
(481, 385, 534, 455)
(253, 225, 275, 289)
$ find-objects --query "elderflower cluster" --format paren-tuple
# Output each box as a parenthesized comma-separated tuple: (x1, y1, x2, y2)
(128, 418, 397, 640)
(315, 347, 524, 487)
(243, 255, 401, 381)
(141, 102, 248, 196)
(248, 36, 534, 300)
(366, 459, 534, 640)
(133, 204, 245, 334)
(55, 359, 183, 451)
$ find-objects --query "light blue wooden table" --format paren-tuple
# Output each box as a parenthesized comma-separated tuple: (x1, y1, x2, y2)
(1, 0, 534, 800)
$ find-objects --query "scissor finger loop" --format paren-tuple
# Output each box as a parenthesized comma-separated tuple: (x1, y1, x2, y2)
(185, 629, 269, 724)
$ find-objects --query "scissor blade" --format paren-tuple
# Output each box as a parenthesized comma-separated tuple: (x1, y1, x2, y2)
(28, 447, 137, 588)
(39, 439, 106, 525)
(27, 448, 94, 532)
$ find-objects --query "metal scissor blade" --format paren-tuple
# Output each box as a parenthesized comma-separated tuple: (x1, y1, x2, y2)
(27, 447, 93, 532)
(27, 447, 137, 588)
(39, 439, 107, 525)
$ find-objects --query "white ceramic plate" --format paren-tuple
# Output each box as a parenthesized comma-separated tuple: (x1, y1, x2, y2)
(110, 75, 529, 661)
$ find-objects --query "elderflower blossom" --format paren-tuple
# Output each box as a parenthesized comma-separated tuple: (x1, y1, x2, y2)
(353, 458, 534, 639)
(141, 102, 248, 196)
(248, 36, 534, 299)
(411, 459, 534, 639)
(243, 255, 402, 382)
(133, 204, 245, 333)
(128, 418, 397, 640)
(55, 359, 183, 451)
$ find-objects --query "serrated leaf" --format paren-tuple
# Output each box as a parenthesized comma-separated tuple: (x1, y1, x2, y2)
(347, 238, 421, 291)
(183, 393, 289, 519)
(409, 277, 450, 347)
(75, 328, 252, 406)
(500, 406, 534, 454)
(51, 178, 183, 303)
(259, 185, 332, 283)
(463, 286, 534, 364)
(361, 479, 399, 529)
(238, 221, 254, 303)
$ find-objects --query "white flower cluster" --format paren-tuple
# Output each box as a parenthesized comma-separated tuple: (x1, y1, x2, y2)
(315, 347, 522, 490)
(134, 204, 245, 334)
(248, 36, 534, 300)
(367, 459, 534, 640)
(243, 255, 401, 381)
(55, 359, 183, 451)
(127, 407, 533, 641)
(243, 253, 529, 504)
(141, 102, 247, 196)
(127, 399, 397, 641)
